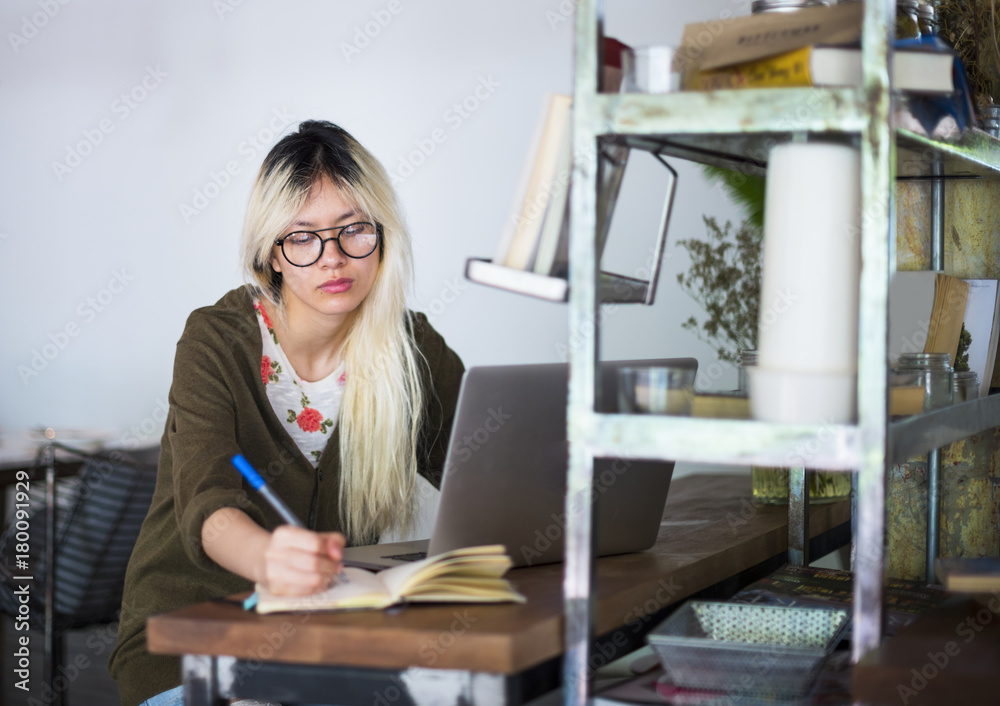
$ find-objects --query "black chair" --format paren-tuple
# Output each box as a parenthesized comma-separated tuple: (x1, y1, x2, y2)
(0, 442, 159, 706)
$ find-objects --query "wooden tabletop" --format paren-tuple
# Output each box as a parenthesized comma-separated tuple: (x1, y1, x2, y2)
(147, 474, 850, 674)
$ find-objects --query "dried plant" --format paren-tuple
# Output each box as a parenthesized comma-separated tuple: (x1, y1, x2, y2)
(676, 216, 763, 365)
(938, 0, 1000, 104)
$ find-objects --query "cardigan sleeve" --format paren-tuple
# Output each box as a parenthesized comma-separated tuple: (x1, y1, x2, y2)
(410, 312, 465, 489)
(165, 309, 269, 570)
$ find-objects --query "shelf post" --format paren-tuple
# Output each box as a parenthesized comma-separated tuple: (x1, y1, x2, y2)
(787, 467, 810, 565)
(926, 159, 945, 581)
(853, 0, 894, 664)
(564, 1, 602, 706)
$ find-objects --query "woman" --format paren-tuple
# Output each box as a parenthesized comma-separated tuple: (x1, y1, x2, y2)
(108, 120, 465, 706)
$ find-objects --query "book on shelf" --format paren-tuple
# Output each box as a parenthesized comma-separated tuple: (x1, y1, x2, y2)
(888, 271, 970, 368)
(677, 2, 863, 72)
(692, 389, 921, 419)
(494, 93, 573, 272)
(681, 43, 954, 94)
(494, 39, 631, 277)
(691, 391, 750, 419)
(961, 279, 1000, 398)
(935, 557, 1000, 592)
(254, 545, 525, 614)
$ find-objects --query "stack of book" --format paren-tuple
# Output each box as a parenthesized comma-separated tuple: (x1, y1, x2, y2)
(677, 3, 956, 96)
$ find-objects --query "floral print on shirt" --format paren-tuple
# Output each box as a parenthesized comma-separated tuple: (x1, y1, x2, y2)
(254, 300, 278, 345)
(261, 355, 281, 386)
(254, 298, 343, 467)
(287, 392, 334, 434)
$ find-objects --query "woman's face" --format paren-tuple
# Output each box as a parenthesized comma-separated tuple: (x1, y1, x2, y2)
(270, 176, 381, 327)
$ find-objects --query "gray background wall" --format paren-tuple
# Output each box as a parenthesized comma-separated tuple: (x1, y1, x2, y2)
(1, 1, 748, 475)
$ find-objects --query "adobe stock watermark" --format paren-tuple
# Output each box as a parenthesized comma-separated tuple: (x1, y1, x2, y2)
(17, 269, 136, 386)
(896, 590, 1000, 704)
(178, 106, 298, 224)
(519, 457, 633, 565)
(390, 75, 501, 185)
(758, 287, 798, 334)
(424, 277, 468, 325)
(213, 0, 246, 21)
(341, 0, 404, 63)
(417, 609, 478, 665)
(117, 398, 169, 450)
(447, 407, 511, 468)
(51, 65, 168, 182)
(7, 0, 71, 54)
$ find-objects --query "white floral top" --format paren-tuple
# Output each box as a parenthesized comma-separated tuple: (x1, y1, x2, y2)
(254, 300, 345, 467)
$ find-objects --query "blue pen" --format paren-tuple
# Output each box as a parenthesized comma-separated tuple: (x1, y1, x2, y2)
(231, 454, 304, 527)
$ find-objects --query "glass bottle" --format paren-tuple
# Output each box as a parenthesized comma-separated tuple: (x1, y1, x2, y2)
(896, 352, 953, 410)
(917, 3, 938, 38)
(896, 0, 921, 40)
(953, 370, 979, 403)
(751, 468, 853, 505)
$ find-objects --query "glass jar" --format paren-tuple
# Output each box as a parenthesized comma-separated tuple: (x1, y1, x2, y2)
(953, 370, 979, 403)
(896, 0, 921, 39)
(738, 349, 757, 393)
(917, 2, 938, 38)
(751, 468, 852, 504)
(896, 352, 953, 410)
(751, 0, 829, 12)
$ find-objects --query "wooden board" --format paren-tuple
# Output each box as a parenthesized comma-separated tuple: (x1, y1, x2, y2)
(147, 474, 850, 674)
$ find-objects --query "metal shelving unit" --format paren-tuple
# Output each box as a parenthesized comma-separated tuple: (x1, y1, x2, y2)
(561, 3, 1000, 706)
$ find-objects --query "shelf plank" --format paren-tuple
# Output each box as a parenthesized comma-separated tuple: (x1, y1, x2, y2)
(583, 413, 861, 471)
(578, 394, 1000, 470)
(594, 94, 1000, 180)
(898, 128, 1000, 178)
(888, 393, 1000, 465)
(594, 88, 867, 137)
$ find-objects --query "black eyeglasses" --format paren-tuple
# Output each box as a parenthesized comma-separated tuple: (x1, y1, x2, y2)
(275, 222, 382, 267)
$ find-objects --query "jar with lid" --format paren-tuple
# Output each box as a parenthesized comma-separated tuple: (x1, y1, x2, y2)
(953, 370, 979, 403)
(896, 352, 953, 410)
(751, 0, 829, 12)
(917, 2, 938, 37)
(896, 0, 921, 39)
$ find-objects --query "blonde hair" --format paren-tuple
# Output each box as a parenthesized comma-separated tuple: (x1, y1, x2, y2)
(241, 121, 424, 544)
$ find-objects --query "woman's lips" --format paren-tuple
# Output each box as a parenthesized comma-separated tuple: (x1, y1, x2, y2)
(319, 278, 353, 294)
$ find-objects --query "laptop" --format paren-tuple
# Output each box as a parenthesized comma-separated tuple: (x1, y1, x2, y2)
(341, 358, 696, 570)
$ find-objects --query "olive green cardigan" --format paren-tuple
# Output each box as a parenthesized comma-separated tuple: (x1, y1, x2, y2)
(108, 286, 464, 706)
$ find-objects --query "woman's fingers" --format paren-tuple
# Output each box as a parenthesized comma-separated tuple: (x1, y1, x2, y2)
(263, 527, 347, 596)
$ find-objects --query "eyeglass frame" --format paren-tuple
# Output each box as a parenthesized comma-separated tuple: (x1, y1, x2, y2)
(274, 222, 384, 267)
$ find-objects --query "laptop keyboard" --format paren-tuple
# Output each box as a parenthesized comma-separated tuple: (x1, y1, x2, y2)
(381, 551, 427, 562)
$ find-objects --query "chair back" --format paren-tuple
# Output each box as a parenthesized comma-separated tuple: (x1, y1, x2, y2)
(0, 445, 159, 630)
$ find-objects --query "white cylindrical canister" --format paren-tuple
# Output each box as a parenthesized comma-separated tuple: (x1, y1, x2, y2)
(750, 141, 861, 423)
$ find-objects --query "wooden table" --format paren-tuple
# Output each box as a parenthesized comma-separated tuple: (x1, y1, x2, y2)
(147, 474, 851, 706)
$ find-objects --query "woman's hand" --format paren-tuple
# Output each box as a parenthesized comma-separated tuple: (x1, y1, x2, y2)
(261, 525, 346, 596)
(202, 508, 345, 596)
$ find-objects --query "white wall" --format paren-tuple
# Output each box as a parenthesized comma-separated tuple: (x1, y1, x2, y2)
(0, 0, 749, 451)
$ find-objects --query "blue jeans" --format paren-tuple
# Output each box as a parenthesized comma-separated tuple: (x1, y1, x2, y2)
(139, 685, 183, 706)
